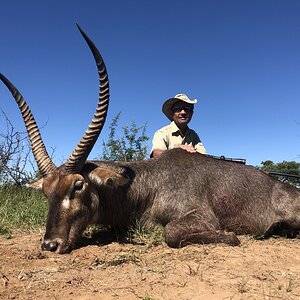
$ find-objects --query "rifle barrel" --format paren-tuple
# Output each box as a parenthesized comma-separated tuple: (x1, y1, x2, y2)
(266, 171, 300, 180)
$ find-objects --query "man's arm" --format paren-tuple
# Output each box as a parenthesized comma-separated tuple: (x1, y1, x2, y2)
(150, 130, 168, 158)
(190, 130, 207, 154)
(194, 141, 206, 154)
(151, 148, 165, 158)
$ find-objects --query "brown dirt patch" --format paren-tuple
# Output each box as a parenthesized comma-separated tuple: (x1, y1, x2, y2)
(0, 233, 300, 299)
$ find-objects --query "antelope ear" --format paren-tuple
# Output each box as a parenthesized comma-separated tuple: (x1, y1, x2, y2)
(89, 166, 130, 187)
(25, 178, 44, 190)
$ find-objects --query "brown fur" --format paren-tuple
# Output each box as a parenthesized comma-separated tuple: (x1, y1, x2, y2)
(40, 149, 300, 253)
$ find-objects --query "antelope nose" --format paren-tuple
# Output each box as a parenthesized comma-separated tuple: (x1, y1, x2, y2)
(42, 240, 58, 252)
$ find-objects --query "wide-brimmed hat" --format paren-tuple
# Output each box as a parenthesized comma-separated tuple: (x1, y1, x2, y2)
(162, 93, 197, 121)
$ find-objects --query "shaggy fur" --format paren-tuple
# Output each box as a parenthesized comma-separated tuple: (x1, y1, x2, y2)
(43, 148, 300, 253)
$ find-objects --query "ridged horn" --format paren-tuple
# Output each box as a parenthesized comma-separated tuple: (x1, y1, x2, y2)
(0, 73, 57, 176)
(63, 24, 110, 173)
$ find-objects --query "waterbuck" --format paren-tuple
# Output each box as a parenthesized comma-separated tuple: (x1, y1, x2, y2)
(1, 25, 300, 254)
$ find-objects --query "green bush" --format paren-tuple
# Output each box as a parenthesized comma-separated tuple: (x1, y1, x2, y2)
(100, 112, 149, 161)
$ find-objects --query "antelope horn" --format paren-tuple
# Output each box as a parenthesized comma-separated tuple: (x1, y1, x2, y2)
(0, 73, 57, 176)
(63, 24, 110, 173)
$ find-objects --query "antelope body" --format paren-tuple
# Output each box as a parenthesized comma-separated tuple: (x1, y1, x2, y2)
(1, 26, 300, 253)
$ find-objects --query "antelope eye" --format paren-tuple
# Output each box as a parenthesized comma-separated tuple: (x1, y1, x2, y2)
(74, 180, 84, 191)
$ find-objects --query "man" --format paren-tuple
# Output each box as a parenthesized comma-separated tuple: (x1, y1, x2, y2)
(150, 93, 206, 158)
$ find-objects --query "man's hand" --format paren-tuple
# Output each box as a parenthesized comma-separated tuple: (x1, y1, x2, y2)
(180, 144, 196, 153)
(152, 144, 196, 159)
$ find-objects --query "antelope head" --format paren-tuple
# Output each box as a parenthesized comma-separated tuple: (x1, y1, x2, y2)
(0, 25, 110, 253)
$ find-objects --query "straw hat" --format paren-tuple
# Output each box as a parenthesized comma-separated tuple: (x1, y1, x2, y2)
(162, 93, 197, 120)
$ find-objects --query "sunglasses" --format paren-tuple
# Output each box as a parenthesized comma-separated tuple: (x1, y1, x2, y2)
(171, 105, 194, 113)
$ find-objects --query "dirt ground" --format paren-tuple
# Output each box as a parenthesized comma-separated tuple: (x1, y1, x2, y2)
(0, 232, 300, 300)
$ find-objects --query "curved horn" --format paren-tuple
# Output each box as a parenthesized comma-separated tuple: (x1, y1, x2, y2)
(0, 73, 57, 176)
(64, 24, 110, 173)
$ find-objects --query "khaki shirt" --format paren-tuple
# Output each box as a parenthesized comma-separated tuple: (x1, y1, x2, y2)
(150, 121, 206, 156)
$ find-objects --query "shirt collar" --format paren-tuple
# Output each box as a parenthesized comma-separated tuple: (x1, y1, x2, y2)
(170, 121, 190, 136)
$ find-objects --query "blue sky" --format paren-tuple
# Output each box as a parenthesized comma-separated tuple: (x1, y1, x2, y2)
(0, 0, 299, 167)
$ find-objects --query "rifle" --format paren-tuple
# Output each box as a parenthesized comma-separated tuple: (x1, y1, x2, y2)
(264, 171, 300, 181)
(207, 155, 246, 165)
(208, 155, 300, 182)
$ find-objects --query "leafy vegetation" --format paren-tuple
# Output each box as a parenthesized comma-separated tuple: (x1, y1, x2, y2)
(0, 111, 36, 186)
(260, 160, 300, 187)
(100, 112, 149, 161)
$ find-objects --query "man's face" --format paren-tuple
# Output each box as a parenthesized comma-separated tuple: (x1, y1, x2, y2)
(171, 101, 194, 127)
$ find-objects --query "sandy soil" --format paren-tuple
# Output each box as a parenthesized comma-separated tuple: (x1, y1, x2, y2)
(0, 232, 300, 300)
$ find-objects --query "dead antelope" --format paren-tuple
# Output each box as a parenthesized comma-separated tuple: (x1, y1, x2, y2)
(1, 25, 300, 254)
